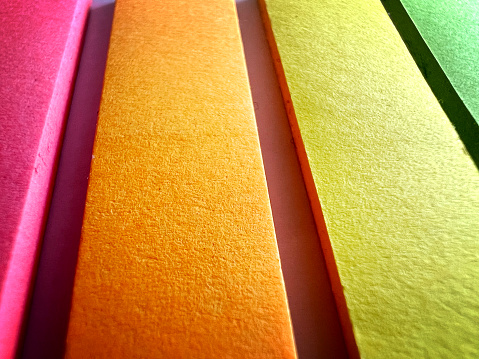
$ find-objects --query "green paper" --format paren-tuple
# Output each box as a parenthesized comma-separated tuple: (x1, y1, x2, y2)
(382, 0, 479, 166)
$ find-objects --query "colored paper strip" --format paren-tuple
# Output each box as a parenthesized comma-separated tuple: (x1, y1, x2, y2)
(235, 0, 349, 357)
(65, 0, 296, 357)
(382, 0, 479, 166)
(259, 0, 479, 357)
(20, 1, 115, 358)
(0, 1, 90, 357)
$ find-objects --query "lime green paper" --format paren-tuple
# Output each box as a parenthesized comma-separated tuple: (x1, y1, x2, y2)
(398, 0, 479, 122)
(382, 0, 479, 167)
(261, 0, 479, 357)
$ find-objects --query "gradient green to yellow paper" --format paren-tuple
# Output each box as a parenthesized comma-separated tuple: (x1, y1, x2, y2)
(260, 0, 479, 357)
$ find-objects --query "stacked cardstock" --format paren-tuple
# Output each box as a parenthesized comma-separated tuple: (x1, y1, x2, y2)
(0, 0, 90, 357)
(382, 0, 479, 165)
(260, 0, 479, 357)
(65, 0, 296, 357)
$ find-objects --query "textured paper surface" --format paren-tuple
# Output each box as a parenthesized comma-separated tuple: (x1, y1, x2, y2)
(65, 0, 296, 357)
(381, 0, 479, 166)
(260, 0, 479, 357)
(21, 1, 115, 358)
(0, 1, 90, 357)
(397, 0, 479, 124)
(235, 1, 348, 357)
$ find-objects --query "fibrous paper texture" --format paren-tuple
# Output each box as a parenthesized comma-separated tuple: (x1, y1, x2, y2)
(0, 1, 90, 357)
(65, 0, 296, 357)
(260, 0, 479, 357)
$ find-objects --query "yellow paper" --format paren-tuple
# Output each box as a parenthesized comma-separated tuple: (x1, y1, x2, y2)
(260, 0, 479, 357)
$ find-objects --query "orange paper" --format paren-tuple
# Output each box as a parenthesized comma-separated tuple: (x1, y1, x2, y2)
(65, 0, 296, 357)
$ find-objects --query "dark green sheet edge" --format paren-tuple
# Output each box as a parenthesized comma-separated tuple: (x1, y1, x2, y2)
(381, 0, 479, 168)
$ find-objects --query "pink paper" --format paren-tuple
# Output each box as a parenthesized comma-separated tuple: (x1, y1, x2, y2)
(0, 0, 90, 357)
(21, 1, 115, 357)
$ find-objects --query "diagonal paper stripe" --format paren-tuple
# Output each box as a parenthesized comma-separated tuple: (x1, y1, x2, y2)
(0, 1, 90, 357)
(382, 0, 479, 166)
(260, 0, 479, 357)
(65, 0, 296, 357)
